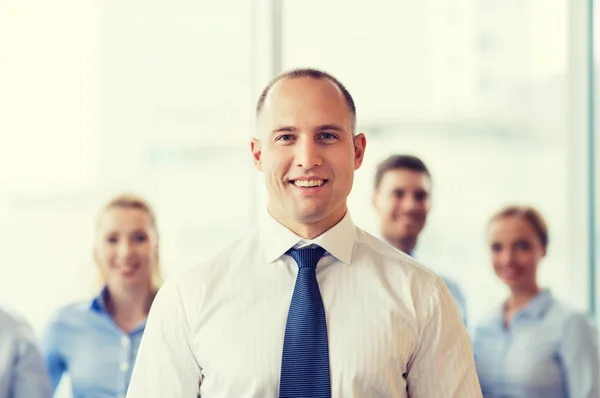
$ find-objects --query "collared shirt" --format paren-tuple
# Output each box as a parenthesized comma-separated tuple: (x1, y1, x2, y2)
(472, 289, 599, 398)
(441, 275, 468, 325)
(0, 307, 52, 398)
(42, 288, 146, 398)
(127, 211, 482, 398)
(403, 249, 468, 325)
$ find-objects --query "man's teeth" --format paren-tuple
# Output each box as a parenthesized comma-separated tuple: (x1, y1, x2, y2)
(294, 179, 324, 187)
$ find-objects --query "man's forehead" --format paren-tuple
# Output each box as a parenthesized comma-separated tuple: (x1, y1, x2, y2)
(257, 77, 352, 131)
(262, 77, 345, 110)
(272, 76, 341, 94)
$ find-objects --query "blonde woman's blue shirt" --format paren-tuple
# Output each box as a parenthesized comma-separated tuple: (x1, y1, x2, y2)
(42, 288, 146, 398)
(472, 289, 599, 398)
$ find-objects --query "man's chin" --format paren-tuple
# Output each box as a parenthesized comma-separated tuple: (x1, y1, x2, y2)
(294, 203, 346, 225)
(295, 209, 328, 224)
(394, 225, 420, 237)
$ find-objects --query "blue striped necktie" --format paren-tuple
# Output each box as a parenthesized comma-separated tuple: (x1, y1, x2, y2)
(279, 245, 331, 398)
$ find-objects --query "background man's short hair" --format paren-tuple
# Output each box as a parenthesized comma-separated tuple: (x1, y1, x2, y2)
(374, 154, 431, 190)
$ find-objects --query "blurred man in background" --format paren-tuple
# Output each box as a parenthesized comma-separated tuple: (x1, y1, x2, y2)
(372, 154, 468, 323)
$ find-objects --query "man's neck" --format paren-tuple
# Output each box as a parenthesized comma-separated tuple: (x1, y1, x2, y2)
(385, 234, 417, 254)
(267, 204, 347, 240)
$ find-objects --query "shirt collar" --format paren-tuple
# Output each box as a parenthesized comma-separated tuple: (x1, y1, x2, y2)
(493, 288, 554, 321)
(88, 286, 150, 333)
(89, 286, 109, 313)
(259, 210, 356, 264)
(378, 235, 413, 256)
(516, 288, 554, 319)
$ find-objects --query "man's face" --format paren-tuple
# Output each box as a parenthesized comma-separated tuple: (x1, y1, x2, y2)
(251, 77, 366, 236)
(372, 169, 431, 248)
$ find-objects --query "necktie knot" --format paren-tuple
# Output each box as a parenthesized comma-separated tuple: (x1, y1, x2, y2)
(287, 246, 326, 270)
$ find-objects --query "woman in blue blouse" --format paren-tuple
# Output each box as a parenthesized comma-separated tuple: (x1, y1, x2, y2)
(472, 205, 599, 398)
(43, 194, 162, 397)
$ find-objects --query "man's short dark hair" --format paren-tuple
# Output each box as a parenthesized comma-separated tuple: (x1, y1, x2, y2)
(374, 155, 431, 190)
(255, 68, 356, 133)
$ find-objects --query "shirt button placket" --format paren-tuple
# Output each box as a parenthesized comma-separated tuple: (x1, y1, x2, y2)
(119, 335, 131, 397)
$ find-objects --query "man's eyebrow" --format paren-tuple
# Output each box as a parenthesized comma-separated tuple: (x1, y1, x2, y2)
(315, 124, 345, 132)
(270, 124, 347, 135)
(271, 126, 298, 134)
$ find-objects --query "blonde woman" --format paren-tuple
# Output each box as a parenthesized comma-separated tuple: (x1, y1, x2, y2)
(43, 194, 162, 397)
(473, 205, 599, 398)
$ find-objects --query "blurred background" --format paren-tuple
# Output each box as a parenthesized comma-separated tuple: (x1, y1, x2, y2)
(0, 1, 598, 395)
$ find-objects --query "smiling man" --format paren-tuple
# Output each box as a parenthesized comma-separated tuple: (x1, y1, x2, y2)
(372, 155, 468, 323)
(126, 68, 482, 398)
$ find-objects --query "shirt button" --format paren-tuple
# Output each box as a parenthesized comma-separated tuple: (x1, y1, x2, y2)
(120, 361, 129, 372)
(121, 336, 129, 347)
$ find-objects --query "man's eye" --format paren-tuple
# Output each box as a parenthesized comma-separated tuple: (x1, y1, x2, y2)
(277, 134, 295, 141)
(320, 133, 337, 140)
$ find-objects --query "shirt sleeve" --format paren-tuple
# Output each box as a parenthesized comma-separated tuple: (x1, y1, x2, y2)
(126, 277, 202, 397)
(41, 313, 67, 392)
(406, 276, 482, 398)
(559, 313, 600, 398)
(12, 319, 52, 398)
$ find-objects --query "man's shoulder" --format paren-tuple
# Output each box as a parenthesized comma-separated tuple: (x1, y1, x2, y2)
(437, 275, 464, 295)
(0, 305, 35, 341)
(354, 228, 456, 319)
(355, 228, 439, 277)
(167, 230, 261, 286)
(353, 228, 443, 302)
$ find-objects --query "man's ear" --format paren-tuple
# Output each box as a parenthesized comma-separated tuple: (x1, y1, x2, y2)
(251, 138, 263, 171)
(353, 133, 367, 170)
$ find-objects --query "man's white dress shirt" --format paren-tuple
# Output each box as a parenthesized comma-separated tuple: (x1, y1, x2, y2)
(126, 212, 482, 397)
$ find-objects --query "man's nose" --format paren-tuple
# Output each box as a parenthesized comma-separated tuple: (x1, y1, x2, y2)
(295, 140, 322, 170)
(400, 196, 420, 212)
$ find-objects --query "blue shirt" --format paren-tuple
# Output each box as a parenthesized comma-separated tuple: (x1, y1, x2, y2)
(472, 289, 599, 398)
(42, 289, 146, 398)
(0, 307, 51, 398)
